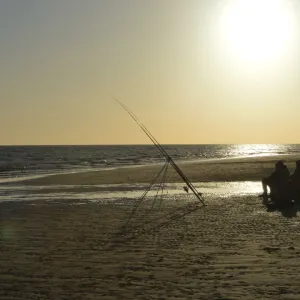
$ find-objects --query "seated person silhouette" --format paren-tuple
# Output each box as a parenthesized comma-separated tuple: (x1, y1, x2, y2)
(290, 160, 300, 202)
(260, 160, 290, 206)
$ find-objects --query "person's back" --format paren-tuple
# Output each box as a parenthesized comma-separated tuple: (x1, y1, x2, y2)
(273, 163, 290, 206)
(280, 165, 290, 185)
(268, 161, 289, 187)
(261, 161, 290, 204)
(291, 160, 300, 180)
(290, 160, 300, 200)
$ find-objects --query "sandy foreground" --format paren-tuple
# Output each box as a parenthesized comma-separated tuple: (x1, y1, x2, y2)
(1, 154, 300, 299)
(1, 194, 300, 300)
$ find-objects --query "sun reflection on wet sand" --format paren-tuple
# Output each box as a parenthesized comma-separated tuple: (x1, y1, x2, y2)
(197, 181, 261, 198)
(0, 181, 262, 203)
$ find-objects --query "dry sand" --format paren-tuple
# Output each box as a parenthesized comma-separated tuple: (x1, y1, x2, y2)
(1, 154, 300, 299)
(1, 194, 300, 299)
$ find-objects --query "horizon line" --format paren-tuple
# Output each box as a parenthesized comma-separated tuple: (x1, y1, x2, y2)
(0, 143, 299, 147)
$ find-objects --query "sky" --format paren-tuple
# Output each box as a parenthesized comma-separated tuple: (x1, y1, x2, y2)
(1, 0, 300, 145)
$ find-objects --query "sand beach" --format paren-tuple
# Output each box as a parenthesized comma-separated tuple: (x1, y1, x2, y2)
(1, 154, 300, 299)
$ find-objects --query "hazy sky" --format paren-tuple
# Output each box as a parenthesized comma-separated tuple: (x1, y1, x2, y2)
(1, 0, 300, 145)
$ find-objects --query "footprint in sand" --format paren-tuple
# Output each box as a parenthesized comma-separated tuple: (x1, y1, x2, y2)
(263, 246, 280, 253)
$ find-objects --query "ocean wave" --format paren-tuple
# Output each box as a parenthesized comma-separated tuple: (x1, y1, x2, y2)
(1, 144, 300, 180)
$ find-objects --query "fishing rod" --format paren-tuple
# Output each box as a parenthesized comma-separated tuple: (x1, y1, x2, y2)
(113, 97, 205, 205)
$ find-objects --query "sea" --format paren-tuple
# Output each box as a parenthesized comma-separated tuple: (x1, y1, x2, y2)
(1, 144, 300, 179)
(0, 144, 300, 202)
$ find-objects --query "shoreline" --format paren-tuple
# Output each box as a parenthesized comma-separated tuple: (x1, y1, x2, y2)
(2, 153, 299, 186)
(0, 181, 263, 203)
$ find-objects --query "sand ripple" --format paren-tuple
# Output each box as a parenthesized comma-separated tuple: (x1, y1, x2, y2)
(1, 195, 300, 299)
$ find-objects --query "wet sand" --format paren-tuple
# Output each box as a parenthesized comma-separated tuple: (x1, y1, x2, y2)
(1, 194, 300, 299)
(10, 154, 300, 186)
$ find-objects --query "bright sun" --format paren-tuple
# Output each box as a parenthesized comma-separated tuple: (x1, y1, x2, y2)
(219, 0, 296, 63)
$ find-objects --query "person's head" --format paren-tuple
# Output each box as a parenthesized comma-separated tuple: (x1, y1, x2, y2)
(275, 160, 284, 170)
(296, 160, 300, 169)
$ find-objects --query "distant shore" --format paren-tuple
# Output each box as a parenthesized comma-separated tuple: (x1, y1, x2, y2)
(9, 154, 300, 186)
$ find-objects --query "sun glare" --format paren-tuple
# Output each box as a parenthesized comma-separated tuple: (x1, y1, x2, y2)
(219, 0, 296, 63)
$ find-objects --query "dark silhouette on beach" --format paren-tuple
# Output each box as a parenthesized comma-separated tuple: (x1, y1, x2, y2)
(260, 160, 290, 205)
(260, 160, 300, 216)
(290, 160, 300, 201)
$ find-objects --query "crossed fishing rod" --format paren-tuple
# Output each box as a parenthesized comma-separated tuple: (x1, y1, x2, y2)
(113, 97, 205, 211)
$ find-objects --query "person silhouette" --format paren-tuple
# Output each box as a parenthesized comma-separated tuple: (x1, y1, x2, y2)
(260, 160, 290, 205)
(290, 160, 300, 202)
